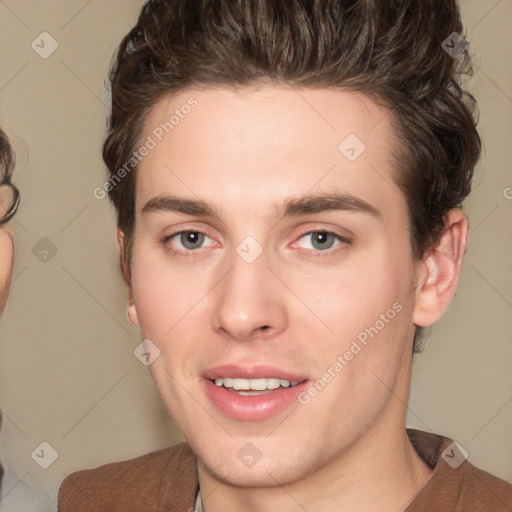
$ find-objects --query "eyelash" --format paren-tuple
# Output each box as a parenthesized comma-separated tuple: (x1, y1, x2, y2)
(161, 229, 212, 259)
(303, 230, 352, 258)
(160, 229, 351, 259)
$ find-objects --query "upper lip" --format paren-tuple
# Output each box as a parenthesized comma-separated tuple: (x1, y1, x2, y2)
(202, 364, 309, 382)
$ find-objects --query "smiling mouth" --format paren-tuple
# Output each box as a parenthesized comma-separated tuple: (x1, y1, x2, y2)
(203, 372, 309, 420)
(211, 377, 301, 395)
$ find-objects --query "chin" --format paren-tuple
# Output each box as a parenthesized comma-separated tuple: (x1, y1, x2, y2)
(200, 455, 305, 488)
(194, 435, 317, 488)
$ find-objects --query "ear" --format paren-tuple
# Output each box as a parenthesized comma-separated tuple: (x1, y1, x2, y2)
(412, 209, 468, 328)
(116, 228, 139, 327)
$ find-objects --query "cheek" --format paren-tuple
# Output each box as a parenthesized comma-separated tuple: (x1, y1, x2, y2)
(131, 255, 175, 338)
(130, 251, 216, 374)
(306, 256, 407, 330)
(305, 254, 414, 385)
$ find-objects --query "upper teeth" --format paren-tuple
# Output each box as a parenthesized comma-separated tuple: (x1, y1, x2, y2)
(214, 378, 299, 390)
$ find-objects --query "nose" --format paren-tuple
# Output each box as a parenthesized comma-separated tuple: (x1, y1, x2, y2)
(211, 245, 287, 342)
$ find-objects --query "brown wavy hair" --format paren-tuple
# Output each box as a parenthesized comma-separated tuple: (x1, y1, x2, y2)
(103, 0, 481, 353)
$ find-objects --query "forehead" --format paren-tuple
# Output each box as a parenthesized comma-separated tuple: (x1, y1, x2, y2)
(136, 85, 404, 220)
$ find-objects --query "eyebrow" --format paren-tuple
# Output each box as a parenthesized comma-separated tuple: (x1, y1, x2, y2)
(141, 193, 381, 220)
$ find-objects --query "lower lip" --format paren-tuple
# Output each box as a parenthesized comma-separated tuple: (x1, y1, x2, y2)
(202, 378, 308, 421)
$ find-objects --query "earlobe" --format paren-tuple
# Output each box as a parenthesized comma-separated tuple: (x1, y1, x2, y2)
(127, 298, 140, 327)
(412, 209, 468, 328)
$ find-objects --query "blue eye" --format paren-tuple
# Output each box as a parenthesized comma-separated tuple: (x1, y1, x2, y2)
(178, 231, 206, 250)
(161, 228, 351, 259)
(302, 231, 337, 250)
(296, 230, 350, 254)
(162, 230, 213, 256)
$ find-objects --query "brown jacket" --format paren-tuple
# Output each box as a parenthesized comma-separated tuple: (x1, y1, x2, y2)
(58, 429, 512, 511)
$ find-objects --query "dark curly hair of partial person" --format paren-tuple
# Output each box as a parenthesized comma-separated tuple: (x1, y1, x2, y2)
(102, 0, 482, 353)
(0, 129, 19, 226)
(0, 129, 14, 182)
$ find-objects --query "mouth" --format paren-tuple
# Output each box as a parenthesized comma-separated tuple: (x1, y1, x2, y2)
(201, 365, 309, 421)
(212, 377, 300, 396)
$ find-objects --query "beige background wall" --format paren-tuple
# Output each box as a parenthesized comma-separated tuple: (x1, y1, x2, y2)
(0, 0, 510, 510)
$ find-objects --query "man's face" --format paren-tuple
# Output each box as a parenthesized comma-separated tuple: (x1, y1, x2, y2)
(128, 85, 419, 486)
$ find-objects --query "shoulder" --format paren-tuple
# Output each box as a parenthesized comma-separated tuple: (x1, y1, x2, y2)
(406, 429, 512, 511)
(58, 442, 198, 512)
(463, 464, 512, 511)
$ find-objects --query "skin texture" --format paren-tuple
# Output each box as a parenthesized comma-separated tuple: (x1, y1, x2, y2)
(119, 85, 467, 512)
(0, 223, 14, 314)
